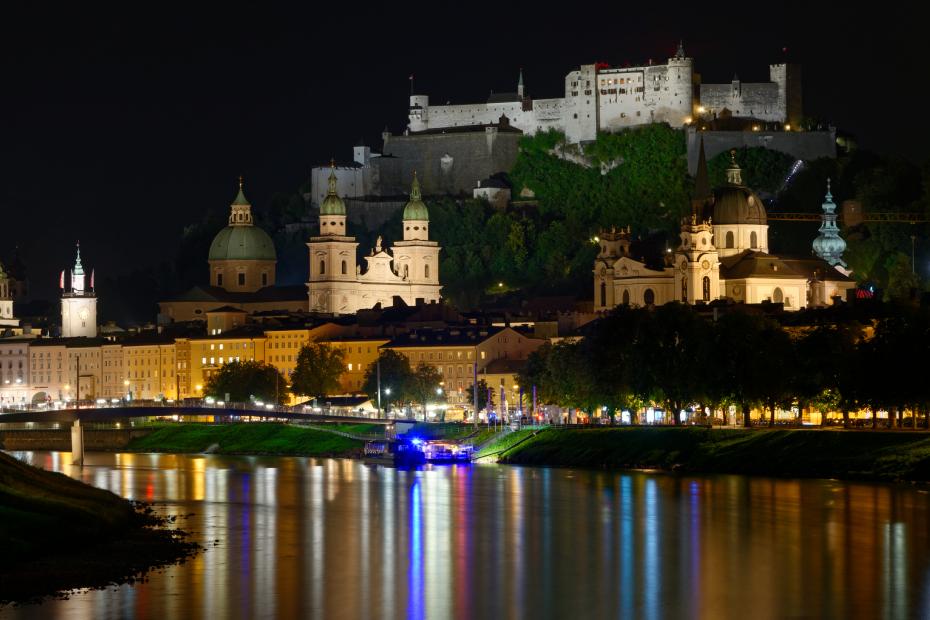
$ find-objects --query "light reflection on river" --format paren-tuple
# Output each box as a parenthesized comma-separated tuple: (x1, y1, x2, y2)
(5, 451, 930, 619)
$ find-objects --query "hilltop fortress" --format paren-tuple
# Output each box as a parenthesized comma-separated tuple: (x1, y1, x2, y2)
(408, 43, 801, 144)
(310, 44, 822, 209)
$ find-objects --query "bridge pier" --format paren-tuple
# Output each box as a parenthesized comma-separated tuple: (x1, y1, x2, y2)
(71, 420, 84, 466)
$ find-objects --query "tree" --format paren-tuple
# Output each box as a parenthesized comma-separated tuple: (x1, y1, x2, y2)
(467, 379, 492, 412)
(204, 360, 288, 405)
(290, 342, 346, 398)
(410, 363, 444, 421)
(713, 312, 772, 427)
(361, 350, 414, 414)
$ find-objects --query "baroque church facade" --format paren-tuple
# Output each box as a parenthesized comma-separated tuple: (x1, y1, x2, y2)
(307, 167, 441, 314)
(594, 146, 855, 312)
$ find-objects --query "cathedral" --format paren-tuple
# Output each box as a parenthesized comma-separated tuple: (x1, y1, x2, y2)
(594, 145, 855, 311)
(307, 166, 441, 314)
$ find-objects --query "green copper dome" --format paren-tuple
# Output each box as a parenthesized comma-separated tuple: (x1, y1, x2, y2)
(402, 173, 429, 221)
(320, 167, 346, 216)
(209, 226, 276, 261)
(208, 180, 277, 261)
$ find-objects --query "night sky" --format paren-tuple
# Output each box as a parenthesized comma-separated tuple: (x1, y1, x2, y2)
(0, 4, 920, 300)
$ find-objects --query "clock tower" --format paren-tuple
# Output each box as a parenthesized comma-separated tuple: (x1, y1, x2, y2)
(61, 243, 97, 338)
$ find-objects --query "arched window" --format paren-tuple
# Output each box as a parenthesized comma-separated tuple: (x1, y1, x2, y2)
(319, 260, 325, 275)
(750, 231, 758, 249)
(681, 277, 688, 302)
(600, 281, 607, 307)
(644, 288, 655, 305)
(261, 273, 268, 286)
(216, 273, 223, 287)
(341, 260, 347, 275)
(726, 231, 734, 248)
(622, 289, 630, 306)
(773, 287, 784, 304)
(702, 276, 711, 301)
(425, 264, 430, 279)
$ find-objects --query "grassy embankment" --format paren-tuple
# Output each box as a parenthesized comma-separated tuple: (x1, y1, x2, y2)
(0, 451, 199, 604)
(125, 423, 368, 457)
(497, 427, 930, 483)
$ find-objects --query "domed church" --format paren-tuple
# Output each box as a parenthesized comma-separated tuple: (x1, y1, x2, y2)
(594, 144, 856, 311)
(208, 178, 277, 292)
(307, 165, 441, 314)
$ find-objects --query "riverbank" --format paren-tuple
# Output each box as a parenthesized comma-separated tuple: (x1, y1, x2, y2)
(0, 451, 200, 605)
(497, 427, 930, 482)
(123, 423, 366, 457)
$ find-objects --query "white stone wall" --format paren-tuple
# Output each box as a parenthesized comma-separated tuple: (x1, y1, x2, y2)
(713, 224, 769, 257)
(61, 296, 97, 338)
(310, 165, 372, 207)
(0, 341, 29, 406)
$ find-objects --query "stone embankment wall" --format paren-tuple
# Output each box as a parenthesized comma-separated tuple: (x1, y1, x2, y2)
(0, 429, 153, 451)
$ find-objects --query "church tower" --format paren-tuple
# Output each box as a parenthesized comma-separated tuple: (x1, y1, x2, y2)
(61, 243, 97, 338)
(812, 179, 847, 268)
(0, 262, 17, 327)
(677, 212, 720, 304)
(391, 172, 441, 295)
(307, 163, 359, 313)
(675, 138, 720, 304)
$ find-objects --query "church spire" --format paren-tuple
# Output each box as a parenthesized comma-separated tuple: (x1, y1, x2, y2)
(725, 150, 743, 185)
(812, 178, 847, 267)
(693, 137, 710, 201)
(518, 68, 525, 98)
(327, 159, 338, 195)
(73, 241, 84, 276)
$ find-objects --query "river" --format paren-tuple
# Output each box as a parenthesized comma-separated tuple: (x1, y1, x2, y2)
(3, 451, 930, 619)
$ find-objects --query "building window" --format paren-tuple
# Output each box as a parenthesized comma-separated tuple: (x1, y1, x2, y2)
(726, 231, 734, 248)
(773, 287, 784, 304)
(622, 290, 630, 306)
(600, 282, 606, 307)
(750, 231, 758, 249)
(217, 273, 223, 287)
(703, 276, 711, 301)
(681, 278, 688, 302)
(341, 260, 347, 275)
(262, 273, 268, 286)
(425, 264, 430, 279)
(320, 260, 325, 275)
(238, 273, 245, 286)
(644, 288, 655, 305)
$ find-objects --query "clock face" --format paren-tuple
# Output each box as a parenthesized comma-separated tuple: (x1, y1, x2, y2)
(79, 308, 89, 321)
(701, 260, 710, 270)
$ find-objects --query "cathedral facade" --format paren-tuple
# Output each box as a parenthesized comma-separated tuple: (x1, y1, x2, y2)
(594, 149, 855, 312)
(307, 168, 441, 314)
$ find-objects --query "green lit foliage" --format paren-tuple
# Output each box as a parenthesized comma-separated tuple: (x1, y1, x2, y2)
(290, 342, 346, 398)
(204, 360, 289, 405)
(707, 147, 796, 195)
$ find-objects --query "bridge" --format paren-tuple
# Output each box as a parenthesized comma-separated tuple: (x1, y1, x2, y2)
(0, 405, 394, 426)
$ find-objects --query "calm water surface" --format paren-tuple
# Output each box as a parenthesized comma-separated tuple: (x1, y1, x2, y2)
(4, 451, 930, 619)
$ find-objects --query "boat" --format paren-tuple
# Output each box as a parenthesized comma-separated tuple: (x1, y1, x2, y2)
(363, 438, 426, 467)
(422, 441, 474, 464)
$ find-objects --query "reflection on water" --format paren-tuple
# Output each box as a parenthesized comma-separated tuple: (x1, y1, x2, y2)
(5, 451, 930, 619)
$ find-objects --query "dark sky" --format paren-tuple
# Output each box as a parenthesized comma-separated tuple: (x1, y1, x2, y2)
(0, 3, 921, 299)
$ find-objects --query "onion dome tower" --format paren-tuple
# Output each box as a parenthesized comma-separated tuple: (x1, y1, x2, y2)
(208, 177, 277, 292)
(812, 179, 847, 268)
(393, 172, 440, 287)
(319, 161, 347, 236)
